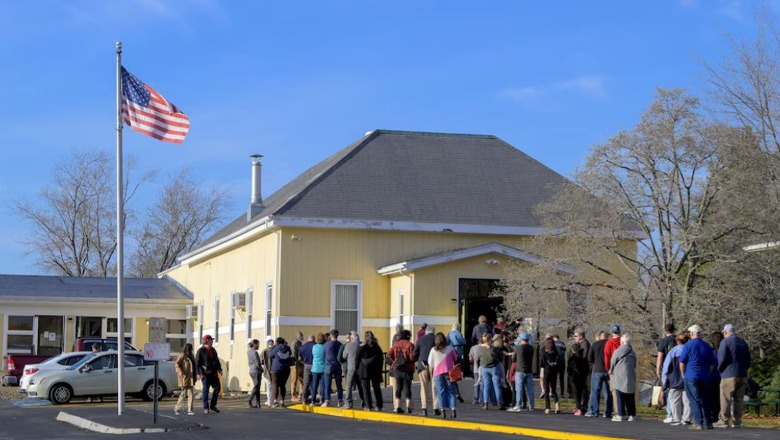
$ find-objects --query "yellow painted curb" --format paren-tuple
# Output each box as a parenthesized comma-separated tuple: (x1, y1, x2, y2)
(288, 404, 636, 440)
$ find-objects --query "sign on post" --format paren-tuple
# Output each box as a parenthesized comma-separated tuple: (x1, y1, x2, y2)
(143, 342, 171, 361)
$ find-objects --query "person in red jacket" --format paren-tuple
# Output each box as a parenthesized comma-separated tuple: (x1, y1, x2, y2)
(603, 325, 622, 410)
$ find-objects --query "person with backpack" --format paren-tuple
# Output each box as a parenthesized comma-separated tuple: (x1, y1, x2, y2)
(662, 332, 691, 425)
(269, 337, 293, 407)
(388, 329, 415, 413)
(414, 325, 440, 416)
(541, 337, 561, 414)
(357, 331, 384, 412)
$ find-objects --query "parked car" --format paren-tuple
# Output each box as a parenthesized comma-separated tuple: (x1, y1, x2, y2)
(3, 354, 52, 384)
(19, 352, 91, 393)
(72, 338, 138, 352)
(26, 351, 178, 405)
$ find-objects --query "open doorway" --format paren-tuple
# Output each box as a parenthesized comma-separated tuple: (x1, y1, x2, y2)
(458, 278, 504, 344)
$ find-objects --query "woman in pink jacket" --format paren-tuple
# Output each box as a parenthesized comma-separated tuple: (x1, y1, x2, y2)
(428, 332, 459, 419)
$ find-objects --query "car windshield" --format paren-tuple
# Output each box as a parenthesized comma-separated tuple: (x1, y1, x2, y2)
(67, 353, 98, 370)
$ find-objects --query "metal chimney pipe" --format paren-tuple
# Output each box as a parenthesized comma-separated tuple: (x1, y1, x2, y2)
(250, 154, 263, 206)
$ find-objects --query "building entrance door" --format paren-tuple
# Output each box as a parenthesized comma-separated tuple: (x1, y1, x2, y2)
(36, 315, 64, 356)
(458, 278, 504, 344)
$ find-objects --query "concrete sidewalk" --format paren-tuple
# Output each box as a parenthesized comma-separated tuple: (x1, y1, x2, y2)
(56, 407, 203, 434)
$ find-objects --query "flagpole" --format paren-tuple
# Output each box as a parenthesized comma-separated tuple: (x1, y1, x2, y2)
(115, 40, 126, 416)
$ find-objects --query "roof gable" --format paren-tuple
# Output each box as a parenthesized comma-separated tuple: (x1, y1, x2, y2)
(377, 242, 578, 275)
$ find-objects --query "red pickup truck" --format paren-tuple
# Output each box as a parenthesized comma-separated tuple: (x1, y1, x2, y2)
(3, 354, 50, 385)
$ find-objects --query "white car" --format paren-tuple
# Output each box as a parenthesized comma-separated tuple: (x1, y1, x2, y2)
(19, 352, 91, 393)
(26, 351, 178, 405)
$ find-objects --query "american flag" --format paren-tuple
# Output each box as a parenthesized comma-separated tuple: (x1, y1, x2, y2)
(121, 67, 190, 144)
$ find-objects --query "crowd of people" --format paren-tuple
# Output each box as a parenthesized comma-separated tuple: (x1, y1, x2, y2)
(174, 316, 752, 431)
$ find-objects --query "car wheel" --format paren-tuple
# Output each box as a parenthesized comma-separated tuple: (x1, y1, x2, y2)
(142, 381, 167, 401)
(49, 383, 73, 405)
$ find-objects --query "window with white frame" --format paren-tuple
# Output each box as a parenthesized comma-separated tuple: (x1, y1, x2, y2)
(7, 316, 34, 354)
(198, 301, 204, 343)
(214, 297, 220, 343)
(106, 318, 133, 345)
(229, 292, 236, 344)
(398, 290, 405, 328)
(332, 281, 361, 336)
(246, 287, 253, 340)
(166, 319, 188, 353)
(265, 283, 272, 338)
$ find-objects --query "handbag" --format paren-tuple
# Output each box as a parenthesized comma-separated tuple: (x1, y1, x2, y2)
(651, 381, 665, 407)
(448, 364, 463, 382)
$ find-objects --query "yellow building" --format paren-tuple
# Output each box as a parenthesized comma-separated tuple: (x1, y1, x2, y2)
(163, 129, 627, 392)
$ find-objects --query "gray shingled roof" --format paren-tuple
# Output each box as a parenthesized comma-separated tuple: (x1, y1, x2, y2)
(198, 129, 574, 249)
(0, 275, 191, 301)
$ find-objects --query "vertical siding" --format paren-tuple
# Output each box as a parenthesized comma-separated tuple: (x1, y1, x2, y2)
(0, 314, 4, 356)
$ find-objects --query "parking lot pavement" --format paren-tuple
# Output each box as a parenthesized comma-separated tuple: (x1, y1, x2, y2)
(0, 399, 539, 440)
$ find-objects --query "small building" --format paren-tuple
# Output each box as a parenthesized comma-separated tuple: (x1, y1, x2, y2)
(0, 275, 191, 358)
(164, 129, 632, 392)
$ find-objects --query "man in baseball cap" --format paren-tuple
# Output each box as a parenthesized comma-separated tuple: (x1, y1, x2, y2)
(196, 333, 222, 414)
(680, 324, 717, 429)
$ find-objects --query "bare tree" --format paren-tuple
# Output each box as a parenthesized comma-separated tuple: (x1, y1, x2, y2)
(130, 168, 230, 277)
(13, 150, 149, 276)
(501, 89, 749, 355)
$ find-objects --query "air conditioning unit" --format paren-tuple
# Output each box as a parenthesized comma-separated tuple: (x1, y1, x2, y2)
(185, 304, 198, 320)
(233, 292, 247, 311)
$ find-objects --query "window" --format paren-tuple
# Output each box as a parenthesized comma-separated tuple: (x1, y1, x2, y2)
(166, 320, 188, 354)
(332, 282, 361, 336)
(61, 355, 87, 366)
(7, 315, 34, 354)
(198, 301, 204, 344)
(214, 297, 220, 343)
(106, 318, 133, 344)
(124, 354, 145, 367)
(230, 292, 236, 344)
(265, 283, 272, 338)
(398, 290, 405, 327)
(89, 354, 117, 370)
(246, 287, 254, 340)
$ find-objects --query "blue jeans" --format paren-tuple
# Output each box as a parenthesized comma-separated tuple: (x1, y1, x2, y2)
(589, 372, 613, 416)
(325, 366, 343, 402)
(201, 375, 220, 410)
(473, 368, 483, 404)
(434, 373, 456, 409)
(515, 372, 534, 409)
(310, 372, 324, 403)
(685, 379, 710, 427)
(481, 366, 503, 405)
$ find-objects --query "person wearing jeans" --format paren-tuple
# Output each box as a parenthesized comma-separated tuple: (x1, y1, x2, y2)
(510, 332, 535, 411)
(481, 366, 503, 408)
(322, 330, 344, 407)
(195, 335, 222, 414)
(586, 331, 612, 417)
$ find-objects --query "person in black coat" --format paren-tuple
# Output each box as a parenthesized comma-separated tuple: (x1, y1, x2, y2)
(568, 343, 590, 415)
(357, 331, 384, 411)
(196, 335, 222, 414)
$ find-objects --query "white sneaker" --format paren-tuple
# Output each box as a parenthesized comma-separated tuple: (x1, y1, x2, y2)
(612, 415, 623, 422)
(627, 416, 635, 422)
(663, 417, 674, 424)
(508, 406, 521, 412)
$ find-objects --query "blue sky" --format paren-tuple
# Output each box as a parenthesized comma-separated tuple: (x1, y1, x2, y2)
(0, 0, 763, 274)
